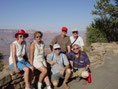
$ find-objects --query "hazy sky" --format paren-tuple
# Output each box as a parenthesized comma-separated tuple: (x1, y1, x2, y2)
(0, 0, 97, 32)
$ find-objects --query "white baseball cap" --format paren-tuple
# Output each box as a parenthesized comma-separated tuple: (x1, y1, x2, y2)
(53, 44, 61, 49)
(72, 28, 78, 32)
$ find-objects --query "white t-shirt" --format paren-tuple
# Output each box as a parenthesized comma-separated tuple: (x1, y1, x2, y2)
(70, 36, 84, 47)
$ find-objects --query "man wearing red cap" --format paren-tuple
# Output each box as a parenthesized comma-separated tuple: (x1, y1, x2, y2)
(50, 27, 71, 54)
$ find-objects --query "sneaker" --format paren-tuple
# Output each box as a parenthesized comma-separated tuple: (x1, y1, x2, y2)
(25, 88, 31, 89)
(38, 82, 42, 89)
(47, 85, 52, 89)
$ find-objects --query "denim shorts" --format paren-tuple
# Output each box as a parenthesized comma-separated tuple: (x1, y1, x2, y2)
(10, 60, 31, 71)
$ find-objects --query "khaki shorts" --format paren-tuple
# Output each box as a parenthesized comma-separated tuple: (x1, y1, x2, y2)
(51, 72, 64, 82)
(72, 68, 88, 77)
(33, 60, 47, 69)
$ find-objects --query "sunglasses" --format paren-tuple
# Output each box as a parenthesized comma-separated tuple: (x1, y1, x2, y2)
(36, 36, 42, 38)
(72, 31, 78, 34)
(55, 48, 60, 50)
(73, 48, 79, 50)
(19, 35, 25, 38)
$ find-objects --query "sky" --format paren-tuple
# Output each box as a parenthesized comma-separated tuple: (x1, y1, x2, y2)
(0, 0, 97, 32)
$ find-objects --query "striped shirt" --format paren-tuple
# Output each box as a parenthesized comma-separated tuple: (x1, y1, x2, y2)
(67, 51, 90, 68)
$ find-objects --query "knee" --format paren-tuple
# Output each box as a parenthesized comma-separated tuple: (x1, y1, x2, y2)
(42, 68, 47, 75)
(24, 67, 30, 73)
(53, 81, 58, 87)
(66, 68, 71, 74)
(30, 66, 35, 72)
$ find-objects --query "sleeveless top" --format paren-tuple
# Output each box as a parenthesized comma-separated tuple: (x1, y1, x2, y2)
(33, 40, 45, 62)
(9, 40, 26, 65)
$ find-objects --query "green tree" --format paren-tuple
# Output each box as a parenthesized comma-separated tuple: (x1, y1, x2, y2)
(86, 18, 108, 45)
(86, 0, 118, 45)
(92, 0, 118, 20)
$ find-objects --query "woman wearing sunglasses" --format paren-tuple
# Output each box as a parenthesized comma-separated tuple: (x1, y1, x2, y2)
(30, 31, 51, 89)
(9, 29, 34, 89)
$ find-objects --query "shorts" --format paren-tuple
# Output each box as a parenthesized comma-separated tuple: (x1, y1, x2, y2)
(72, 68, 88, 77)
(33, 60, 47, 69)
(51, 72, 64, 82)
(10, 60, 31, 71)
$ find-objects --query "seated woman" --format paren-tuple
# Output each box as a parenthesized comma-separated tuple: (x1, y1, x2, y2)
(9, 29, 34, 89)
(29, 31, 51, 89)
(67, 44, 90, 79)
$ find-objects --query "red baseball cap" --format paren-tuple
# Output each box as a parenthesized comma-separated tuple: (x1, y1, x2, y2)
(15, 29, 29, 38)
(62, 27, 68, 31)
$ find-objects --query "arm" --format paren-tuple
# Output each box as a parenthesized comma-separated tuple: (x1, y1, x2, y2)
(81, 46, 84, 51)
(67, 45, 71, 53)
(11, 43, 20, 73)
(47, 59, 54, 66)
(67, 37, 71, 53)
(60, 64, 70, 75)
(69, 60, 73, 68)
(50, 36, 57, 51)
(29, 42, 35, 66)
(24, 44, 29, 61)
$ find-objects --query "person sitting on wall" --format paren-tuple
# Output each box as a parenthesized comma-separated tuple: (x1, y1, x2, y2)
(30, 31, 52, 89)
(9, 29, 34, 89)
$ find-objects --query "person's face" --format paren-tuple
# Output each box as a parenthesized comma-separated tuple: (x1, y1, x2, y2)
(35, 33, 42, 42)
(72, 31, 78, 37)
(54, 48, 60, 54)
(73, 45, 80, 54)
(17, 34, 26, 41)
(61, 30, 67, 36)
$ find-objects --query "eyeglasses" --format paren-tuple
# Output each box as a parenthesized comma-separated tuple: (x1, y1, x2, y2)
(72, 31, 78, 34)
(19, 35, 25, 38)
(73, 48, 79, 50)
(55, 48, 60, 50)
(36, 36, 42, 38)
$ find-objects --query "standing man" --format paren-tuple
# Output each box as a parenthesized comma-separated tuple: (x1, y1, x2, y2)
(70, 29, 84, 51)
(47, 44, 71, 89)
(50, 27, 71, 54)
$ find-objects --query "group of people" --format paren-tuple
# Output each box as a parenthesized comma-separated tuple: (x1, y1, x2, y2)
(9, 27, 90, 89)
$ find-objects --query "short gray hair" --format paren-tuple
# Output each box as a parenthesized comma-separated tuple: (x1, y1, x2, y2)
(72, 44, 80, 49)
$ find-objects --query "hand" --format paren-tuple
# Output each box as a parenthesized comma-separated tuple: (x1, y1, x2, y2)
(50, 61, 54, 66)
(70, 61, 73, 68)
(82, 67, 86, 71)
(15, 67, 20, 73)
(60, 68, 65, 75)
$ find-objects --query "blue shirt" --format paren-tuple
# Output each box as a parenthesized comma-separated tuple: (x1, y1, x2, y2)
(67, 51, 90, 68)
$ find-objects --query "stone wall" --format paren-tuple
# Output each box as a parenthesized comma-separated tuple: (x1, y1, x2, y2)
(88, 42, 118, 69)
(0, 66, 25, 89)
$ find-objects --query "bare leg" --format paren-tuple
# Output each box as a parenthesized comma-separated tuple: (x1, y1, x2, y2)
(38, 66, 47, 83)
(63, 68, 71, 89)
(44, 76, 51, 86)
(52, 80, 59, 87)
(29, 66, 34, 83)
(23, 67, 30, 88)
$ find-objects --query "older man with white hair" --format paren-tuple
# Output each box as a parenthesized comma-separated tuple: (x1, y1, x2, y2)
(70, 28, 84, 51)
(67, 44, 90, 79)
